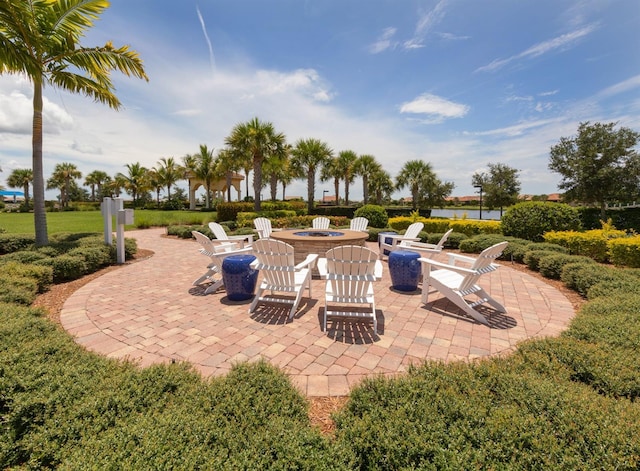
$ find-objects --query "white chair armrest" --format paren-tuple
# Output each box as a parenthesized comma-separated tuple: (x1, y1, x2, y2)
(295, 253, 319, 270)
(418, 257, 477, 276)
(447, 252, 478, 266)
(400, 240, 439, 250)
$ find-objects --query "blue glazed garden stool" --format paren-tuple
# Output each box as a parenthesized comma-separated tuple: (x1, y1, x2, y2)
(222, 254, 258, 301)
(378, 231, 398, 257)
(388, 250, 421, 292)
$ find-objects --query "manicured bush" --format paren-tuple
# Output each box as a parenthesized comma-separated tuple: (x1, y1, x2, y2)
(608, 236, 640, 268)
(449, 219, 502, 236)
(0, 275, 38, 305)
(68, 246, 112, 272)
(215, 202, 254, 222)
(0, 261, 53, 293)
(354, 205, 388, 228)
(424, 231, 468, 249)
(421, 218, 452, 233)
(35, 255, 88, 282)
(560, 262, 624, 297)
(544, 229, 626, 263)
(501, 202, 581, 242)
(524, 250, 562, 271)
(0, 250, 49, 265)
(334, 359, 640, 469)
(538, 254, 595, 280)
(0, 233, 35, 254)
(587, 276, 640, 300)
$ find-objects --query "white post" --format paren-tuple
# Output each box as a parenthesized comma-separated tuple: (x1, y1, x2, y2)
(112, 198, 125, 263)
(101, 197, 113, 245)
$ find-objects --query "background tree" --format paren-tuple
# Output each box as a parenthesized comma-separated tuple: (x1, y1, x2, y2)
(7, 168, 33, 206)
(337, 150, 357, 205)
(290, 138, 333, 213)
(225, 117, 286, 211)
(0, 0, 148, 245)
(320, 156, 342, 205)
(147, 168, 163, 208)
(396, 160, 454, 210)
(472, 162, 521, 217)
(47, 162, 81, 208)
(118, 162, 148, 207)
(368, 168, 394, 205)
(263, 144, 290, 202)
(354, 154, 380, 205)
(84, 170, 109, 202)
(217, 148, 241, 202)
(549, 121, 640, 219)
(185, 145, 218, 209)
(155, 157, 182, 200)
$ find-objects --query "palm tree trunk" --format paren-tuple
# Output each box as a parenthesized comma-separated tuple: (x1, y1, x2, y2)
(270, 174, 278, 201)
(334, 178, 339, 206)
(253, 156, 262, 212)
(32, 80, 48, 246)
(307, 170, 315, 213)
(363, 176, 369, 204)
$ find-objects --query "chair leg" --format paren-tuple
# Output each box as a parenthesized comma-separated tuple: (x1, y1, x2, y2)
(204, 278, 224, 295)
(249, 286, 263, 313)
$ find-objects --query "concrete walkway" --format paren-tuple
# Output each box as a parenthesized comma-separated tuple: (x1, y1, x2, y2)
(60, 228, 575, 397)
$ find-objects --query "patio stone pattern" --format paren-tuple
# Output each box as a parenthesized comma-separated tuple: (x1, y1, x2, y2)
(60, 228, 576, 397)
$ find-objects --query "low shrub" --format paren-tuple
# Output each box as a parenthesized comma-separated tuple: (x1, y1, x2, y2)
(524, 250, 560, 271)
(424, 231, 468, 249)
(544, 229, 626, 263)
(354, 205, 388, 228)
(538, 254, 595, 280)
(68, 246, 112, 272)
(458, 234, 508, 254)
(0, 261, 53, 293)
(215, 202, 254, 222)
(501, 202, 581, 242)
(587, 276, 640, 300)
(0, 275, 38, 305)
(449, 219, 502, 236)
(35, 254, 88, 282)
(0, 250, 49, 265)
(0, 233, 36, 254)
(560, 262, 624, 297)
(608, 236, 640, 268)
(421, 218, 452, 233)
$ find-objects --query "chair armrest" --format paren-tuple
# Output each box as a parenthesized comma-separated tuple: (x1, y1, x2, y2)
(295, 253, 319, 270)
(447, 252, 477, 266)
(212, 241, 239, 252)
(401, 240, 439, 249)
(418, 257, 477, 276)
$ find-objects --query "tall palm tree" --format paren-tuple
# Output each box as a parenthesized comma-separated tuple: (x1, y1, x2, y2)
(84, 169, 109, 201)
(47, 162, 81, 208)
(0, 0, 148, 245)
(6, 168, 33, 205)
(290, 138, 333, 213)
(155, 156, 182, 200)
(336, 150, 358, 206)
(217, 148, 242, 202)
(368, 168, 394, 206)
(225, 117, 286, 211)
(263, 144, 291, 201)
(118, 162, 148, 207)
(354, 154, 380, 205)
(320, 156, 342, 205)
(396, 160, 454, 210)
(186, 145, 218, 209)
(147, 168, 163, 208)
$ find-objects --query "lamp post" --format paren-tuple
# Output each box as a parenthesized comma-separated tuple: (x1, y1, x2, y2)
(474, 185, 483, 220)
(322, 190, 329, 203)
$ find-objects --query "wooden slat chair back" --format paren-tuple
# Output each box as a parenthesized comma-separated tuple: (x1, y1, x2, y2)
(323, 245, 379, 334)
(349, 217, 369, 232)
(312, 216, 331, 229)
(253, 217, 273, 239)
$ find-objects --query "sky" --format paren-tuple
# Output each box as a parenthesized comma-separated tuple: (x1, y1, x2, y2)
(1, 0, 639, 202)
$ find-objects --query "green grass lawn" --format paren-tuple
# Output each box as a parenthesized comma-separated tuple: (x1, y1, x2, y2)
(0, 210, 215, 234)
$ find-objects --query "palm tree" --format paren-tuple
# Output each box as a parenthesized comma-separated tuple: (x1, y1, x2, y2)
(263, 144, 291, 201)
(337, 150, 358, 205)
(368, 168, 394, 205)
(320, 156, 342, 205)
(290, 138, 333, 213)
(118, 162, 148, 207)
(396, 160, 454, 210)
(47, 162, 81, 208)
(354, 154, 380, 205)
(156, 156, 182, 200)
(217, 148, 242, 202)
(6, 168, 33, 205)
(225, 117, 287, 211)
(186, 145, 218, 209)
(0, 0, 148, 245)
(84, 170, 109, 201)
(147, 168, 163, 208)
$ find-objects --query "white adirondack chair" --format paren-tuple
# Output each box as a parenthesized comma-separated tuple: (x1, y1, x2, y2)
(191, 231, 254, 294)
(419, 241, 508, 325)
(208, 221, 253, 248)
(349, 217, 369, 232)
(312, 216, 330, 229)
(398, 228, 453, 258)
(378, 222, 424, 259)
(253, 217, 273, 239)
(322, 245, 381, 334)
(249, 239, 318, 320)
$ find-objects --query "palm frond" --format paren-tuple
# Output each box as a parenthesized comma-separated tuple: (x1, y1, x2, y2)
(48, 69, 120, 108)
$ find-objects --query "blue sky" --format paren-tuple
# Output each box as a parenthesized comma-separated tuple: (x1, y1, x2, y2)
(1, 0, 639, 201)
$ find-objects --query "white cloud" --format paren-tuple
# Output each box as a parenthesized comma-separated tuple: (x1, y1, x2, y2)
(368, 27, 397, 54)
(597, 74, 640, 99)
(399, 93, 469, 122)
(476, 24, 598, 73)
(403, 0, 450, 49)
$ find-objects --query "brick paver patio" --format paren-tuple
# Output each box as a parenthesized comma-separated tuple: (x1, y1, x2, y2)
(60, 228, 576, 396)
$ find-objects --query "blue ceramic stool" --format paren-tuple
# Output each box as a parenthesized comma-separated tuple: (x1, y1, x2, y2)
(378, 231, 398, 256)
(222, 254, 258, 301)
(389, 250, 421, 292)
